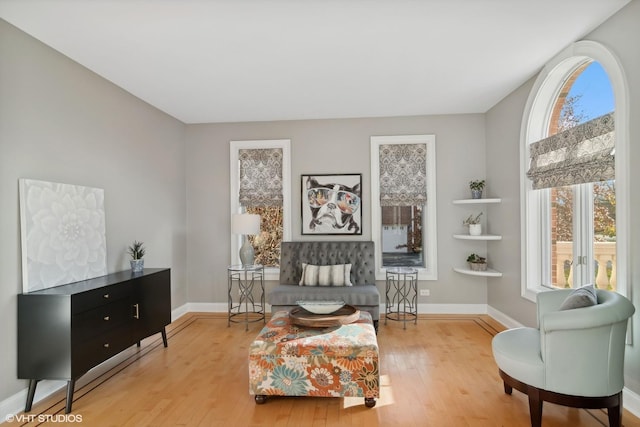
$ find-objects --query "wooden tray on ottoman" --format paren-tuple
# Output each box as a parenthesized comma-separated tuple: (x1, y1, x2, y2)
(290, 304, 360, 327)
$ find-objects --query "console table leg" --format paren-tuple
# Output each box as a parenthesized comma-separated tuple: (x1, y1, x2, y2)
(25, 379, 38, 412)
(65, 379, 75, 414)
(161, 328, 168, 347)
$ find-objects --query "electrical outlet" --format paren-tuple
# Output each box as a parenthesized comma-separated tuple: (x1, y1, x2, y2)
(420, 289, 430, 297)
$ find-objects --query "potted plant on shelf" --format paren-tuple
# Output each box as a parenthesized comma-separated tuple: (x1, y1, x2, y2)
(128, 240, 146, 273)
(467, 253, 487, 271)
(462, 212, 483, 236)
(469, 179, 485, 199)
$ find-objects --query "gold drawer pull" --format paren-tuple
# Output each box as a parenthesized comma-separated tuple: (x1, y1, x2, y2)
(103, 316, 110, 321)
(103, 343, 110, 348)
(103, 294, 110, 299)
(133, 303, 140, 319)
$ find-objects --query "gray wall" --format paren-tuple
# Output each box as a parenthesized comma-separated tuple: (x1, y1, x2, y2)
(185, 115, 491, 305)
(485, 0, 640, 394)
(2, 0, 640, 409)
(0, 20, 188, 400)
(485, 79, 537, 327)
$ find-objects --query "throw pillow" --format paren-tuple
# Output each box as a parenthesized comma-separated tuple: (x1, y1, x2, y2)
(325, 264, 353, 286)
(342, 263, 353, 286)
(318, 265, 333, 286)
(559, 284, 598, 310)
(298, 263, 307, 286)
(328, 264, 344, 286)
(299, 263, 353, 286)
(299, 263, 320, 286)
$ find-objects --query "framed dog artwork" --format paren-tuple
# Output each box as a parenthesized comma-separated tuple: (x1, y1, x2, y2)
(301, 173, 362, 235)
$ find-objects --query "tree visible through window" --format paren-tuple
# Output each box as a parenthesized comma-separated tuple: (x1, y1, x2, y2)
(545, 61, 616, 289)
(246, 206, 283, 267)
(521, 41, 628, 301)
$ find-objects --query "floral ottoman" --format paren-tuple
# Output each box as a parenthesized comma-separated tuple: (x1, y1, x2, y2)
(248, 310, 379, 407)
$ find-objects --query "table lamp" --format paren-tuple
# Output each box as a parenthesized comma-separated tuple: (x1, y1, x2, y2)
(232, 213, 261, 266)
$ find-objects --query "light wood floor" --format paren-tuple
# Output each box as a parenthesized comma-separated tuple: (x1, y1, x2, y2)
(10, 313, 640, 427)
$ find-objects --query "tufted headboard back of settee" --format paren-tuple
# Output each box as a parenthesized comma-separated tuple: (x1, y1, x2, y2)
(279, 241, 375, 286)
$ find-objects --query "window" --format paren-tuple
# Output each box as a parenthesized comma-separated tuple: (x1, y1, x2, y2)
(520, 41, 629, 301)
(230, 139, 291, 279)
(371, 135, 437, 280)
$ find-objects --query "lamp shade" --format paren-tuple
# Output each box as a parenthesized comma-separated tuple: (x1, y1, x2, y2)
(232, 213, 260, 235)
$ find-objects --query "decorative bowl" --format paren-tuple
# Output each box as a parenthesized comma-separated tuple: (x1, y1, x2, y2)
(297, 300, 345, 315)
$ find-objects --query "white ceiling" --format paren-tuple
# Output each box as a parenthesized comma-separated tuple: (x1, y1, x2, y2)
(0, 0, 630, 124)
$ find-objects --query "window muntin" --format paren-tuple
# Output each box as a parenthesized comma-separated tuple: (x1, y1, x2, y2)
(520, 41, 628, 301)
(548, 180, 617, 290)
(543, 61, 616, 291)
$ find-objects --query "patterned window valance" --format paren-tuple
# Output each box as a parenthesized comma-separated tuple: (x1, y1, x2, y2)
(527, 112, 615, 190)
(239, 148, 283, 207)
(379, 143, 427, 206)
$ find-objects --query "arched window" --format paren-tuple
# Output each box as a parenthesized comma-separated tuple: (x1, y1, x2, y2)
(520, 41, 629, 301)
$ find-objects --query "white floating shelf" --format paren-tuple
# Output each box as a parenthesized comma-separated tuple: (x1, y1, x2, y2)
(453, 234, 502, 241)
(452, 198, 502, 204)
(453, 267, 503, 277)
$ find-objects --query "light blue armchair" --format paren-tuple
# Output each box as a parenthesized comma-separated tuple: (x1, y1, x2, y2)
(492, 289, 635, 427)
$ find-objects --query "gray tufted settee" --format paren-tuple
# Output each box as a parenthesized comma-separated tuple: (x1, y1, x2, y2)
(268, 241, 380, 329)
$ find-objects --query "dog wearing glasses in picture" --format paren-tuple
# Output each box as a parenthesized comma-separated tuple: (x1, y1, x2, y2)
(305, 176, 361, 234)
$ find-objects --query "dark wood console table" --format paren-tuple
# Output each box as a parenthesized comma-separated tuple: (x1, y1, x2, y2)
(18, 268, 171, 413)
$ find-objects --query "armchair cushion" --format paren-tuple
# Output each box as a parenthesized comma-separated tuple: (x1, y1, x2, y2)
(492, 327, 544, 389)
(559, 284, 597, 310)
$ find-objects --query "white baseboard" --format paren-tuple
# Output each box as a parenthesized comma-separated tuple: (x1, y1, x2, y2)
(624, 386, 640, 418)
(0, 380, 66, 424)
(4, 303, 639, 422)
(180, 303, 489, 316)
(175, 302, 241, 315)
(486, 305, 525, 329)
(170, 303, 191, 321)
(417, 303, 487, 314)
(179, 302, 226, 313)
(179, 303, 496, 317)
(0, 343, 148, 423)
(0, 304, 198, 422)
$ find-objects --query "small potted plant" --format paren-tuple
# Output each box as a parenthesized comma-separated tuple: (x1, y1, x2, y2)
(469, 179, 485, 199)
(467, 253, 487, 271)
(128, 240, 146, 273)
(462, 212, 483, 236)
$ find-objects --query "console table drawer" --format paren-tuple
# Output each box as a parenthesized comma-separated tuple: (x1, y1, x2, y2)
(73, 326, 133, 376)
(73, 300, 133, 340)
(72, 282, 131, 314)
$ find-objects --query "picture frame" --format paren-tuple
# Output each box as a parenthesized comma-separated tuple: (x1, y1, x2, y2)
(301, 173, 362, 235)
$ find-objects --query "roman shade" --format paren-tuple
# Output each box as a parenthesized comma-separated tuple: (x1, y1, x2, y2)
(379, 143, 427, 206)
(238, 148, 283, 207)
(527, 112, 615, 190)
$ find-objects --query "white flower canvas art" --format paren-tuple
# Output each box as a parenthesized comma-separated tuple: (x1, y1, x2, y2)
(19, 179, 107, 292)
